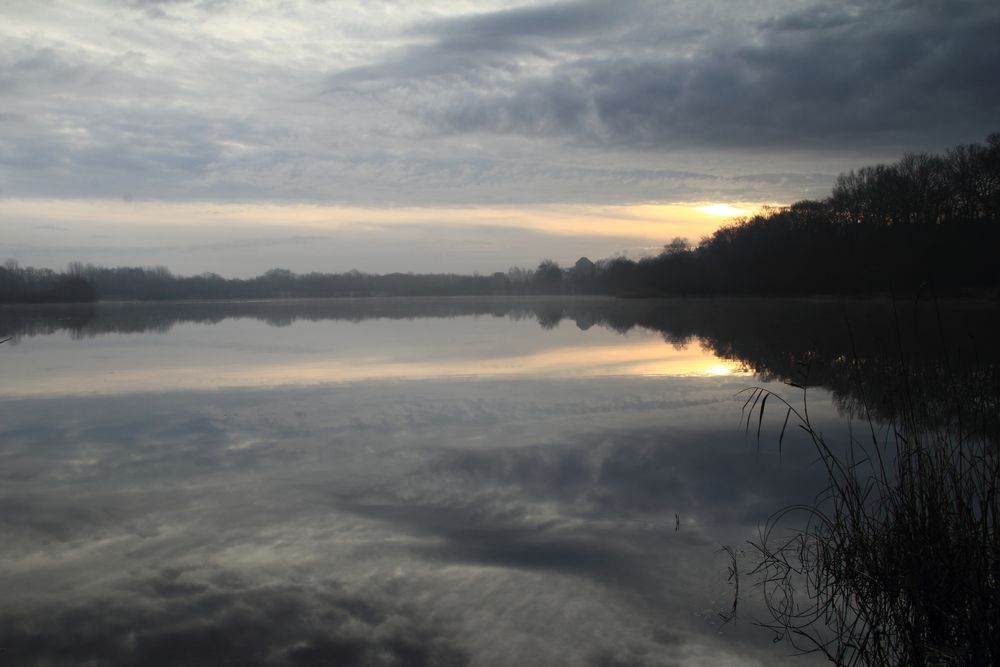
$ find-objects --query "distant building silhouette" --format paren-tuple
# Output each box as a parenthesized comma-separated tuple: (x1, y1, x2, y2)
(573, 257, 596, 277)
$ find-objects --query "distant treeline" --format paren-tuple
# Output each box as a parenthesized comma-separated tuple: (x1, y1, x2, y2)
(2, 134, 997, 303)
(0, 260, 599, 302)
(0, 262, 98, 304)
(0, 261, 573, 302)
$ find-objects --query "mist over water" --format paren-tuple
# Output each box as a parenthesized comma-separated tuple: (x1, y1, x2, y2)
(1, 297, 995, 666)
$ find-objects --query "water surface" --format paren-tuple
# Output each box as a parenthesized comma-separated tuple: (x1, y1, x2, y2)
(2, 297, 995, 666)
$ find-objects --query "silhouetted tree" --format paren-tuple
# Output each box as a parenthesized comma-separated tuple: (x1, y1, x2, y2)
(533, 260, 563, 293)
(663, 237, 691, 255)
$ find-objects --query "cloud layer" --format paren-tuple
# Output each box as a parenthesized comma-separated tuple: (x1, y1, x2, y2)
(392, 0, 1000, 150)
(3, 0, 996, 209)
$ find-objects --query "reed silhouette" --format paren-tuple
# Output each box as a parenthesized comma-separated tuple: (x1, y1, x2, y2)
(734, 300, 999, 666)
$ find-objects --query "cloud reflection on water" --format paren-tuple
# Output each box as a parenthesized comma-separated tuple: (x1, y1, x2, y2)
(2, 298, 909, 665)
(0, 376, 825, 666)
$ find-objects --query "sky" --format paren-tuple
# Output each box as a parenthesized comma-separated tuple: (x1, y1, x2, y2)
(2, 0, 998, 276)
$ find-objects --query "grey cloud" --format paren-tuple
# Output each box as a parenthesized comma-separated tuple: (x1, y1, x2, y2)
(0, 44, 764, 207)
(413, 0, 634, 47)
(757, 3, 866, 32)
(0, 45, 103, 94)
(99, 235, 337, 254)
(123, 0, 235, 18)
(3, 0, 995, 213)
(331, 0, 635, 86)
(1, 0, 855, 208)
(0, 43, 232, 189)
(0, 31, 310, 200)
(345, 0, 1000, 150)
(125, 0, 194, 5)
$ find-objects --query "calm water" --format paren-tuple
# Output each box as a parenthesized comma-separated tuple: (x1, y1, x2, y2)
(1, 297, 996, 666)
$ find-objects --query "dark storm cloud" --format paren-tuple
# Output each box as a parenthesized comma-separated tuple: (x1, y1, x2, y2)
(336, 0, 1000, 150)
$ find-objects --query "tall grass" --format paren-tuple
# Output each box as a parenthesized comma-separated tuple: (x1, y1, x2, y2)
(735, 320, 1000, 665)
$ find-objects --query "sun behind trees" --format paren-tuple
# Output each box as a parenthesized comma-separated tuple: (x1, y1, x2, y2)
(615, 133, 999, 296)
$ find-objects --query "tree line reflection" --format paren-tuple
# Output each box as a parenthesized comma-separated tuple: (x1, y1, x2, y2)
(3, 296, 997, 429)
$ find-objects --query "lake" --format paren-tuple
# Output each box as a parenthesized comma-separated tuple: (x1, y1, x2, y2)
(1, 296, 996, 666)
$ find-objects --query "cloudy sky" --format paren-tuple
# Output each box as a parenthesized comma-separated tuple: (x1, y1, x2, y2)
(2, 0, 998, 275)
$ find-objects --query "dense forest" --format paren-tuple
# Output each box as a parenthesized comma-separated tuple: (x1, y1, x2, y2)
(2, 134, 997, 303)
(609, 133, 1000, 296)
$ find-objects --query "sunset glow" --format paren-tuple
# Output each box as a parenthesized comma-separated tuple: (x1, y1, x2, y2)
(0, 337, 750, 399)
(695, 203, 755, 218)
(4, 199, 767, 275)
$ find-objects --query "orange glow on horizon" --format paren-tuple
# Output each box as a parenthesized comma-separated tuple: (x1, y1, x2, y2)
(2, 198, 775, 247)
(694, 203, 755, 218)
(0, 338, 752, 399)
